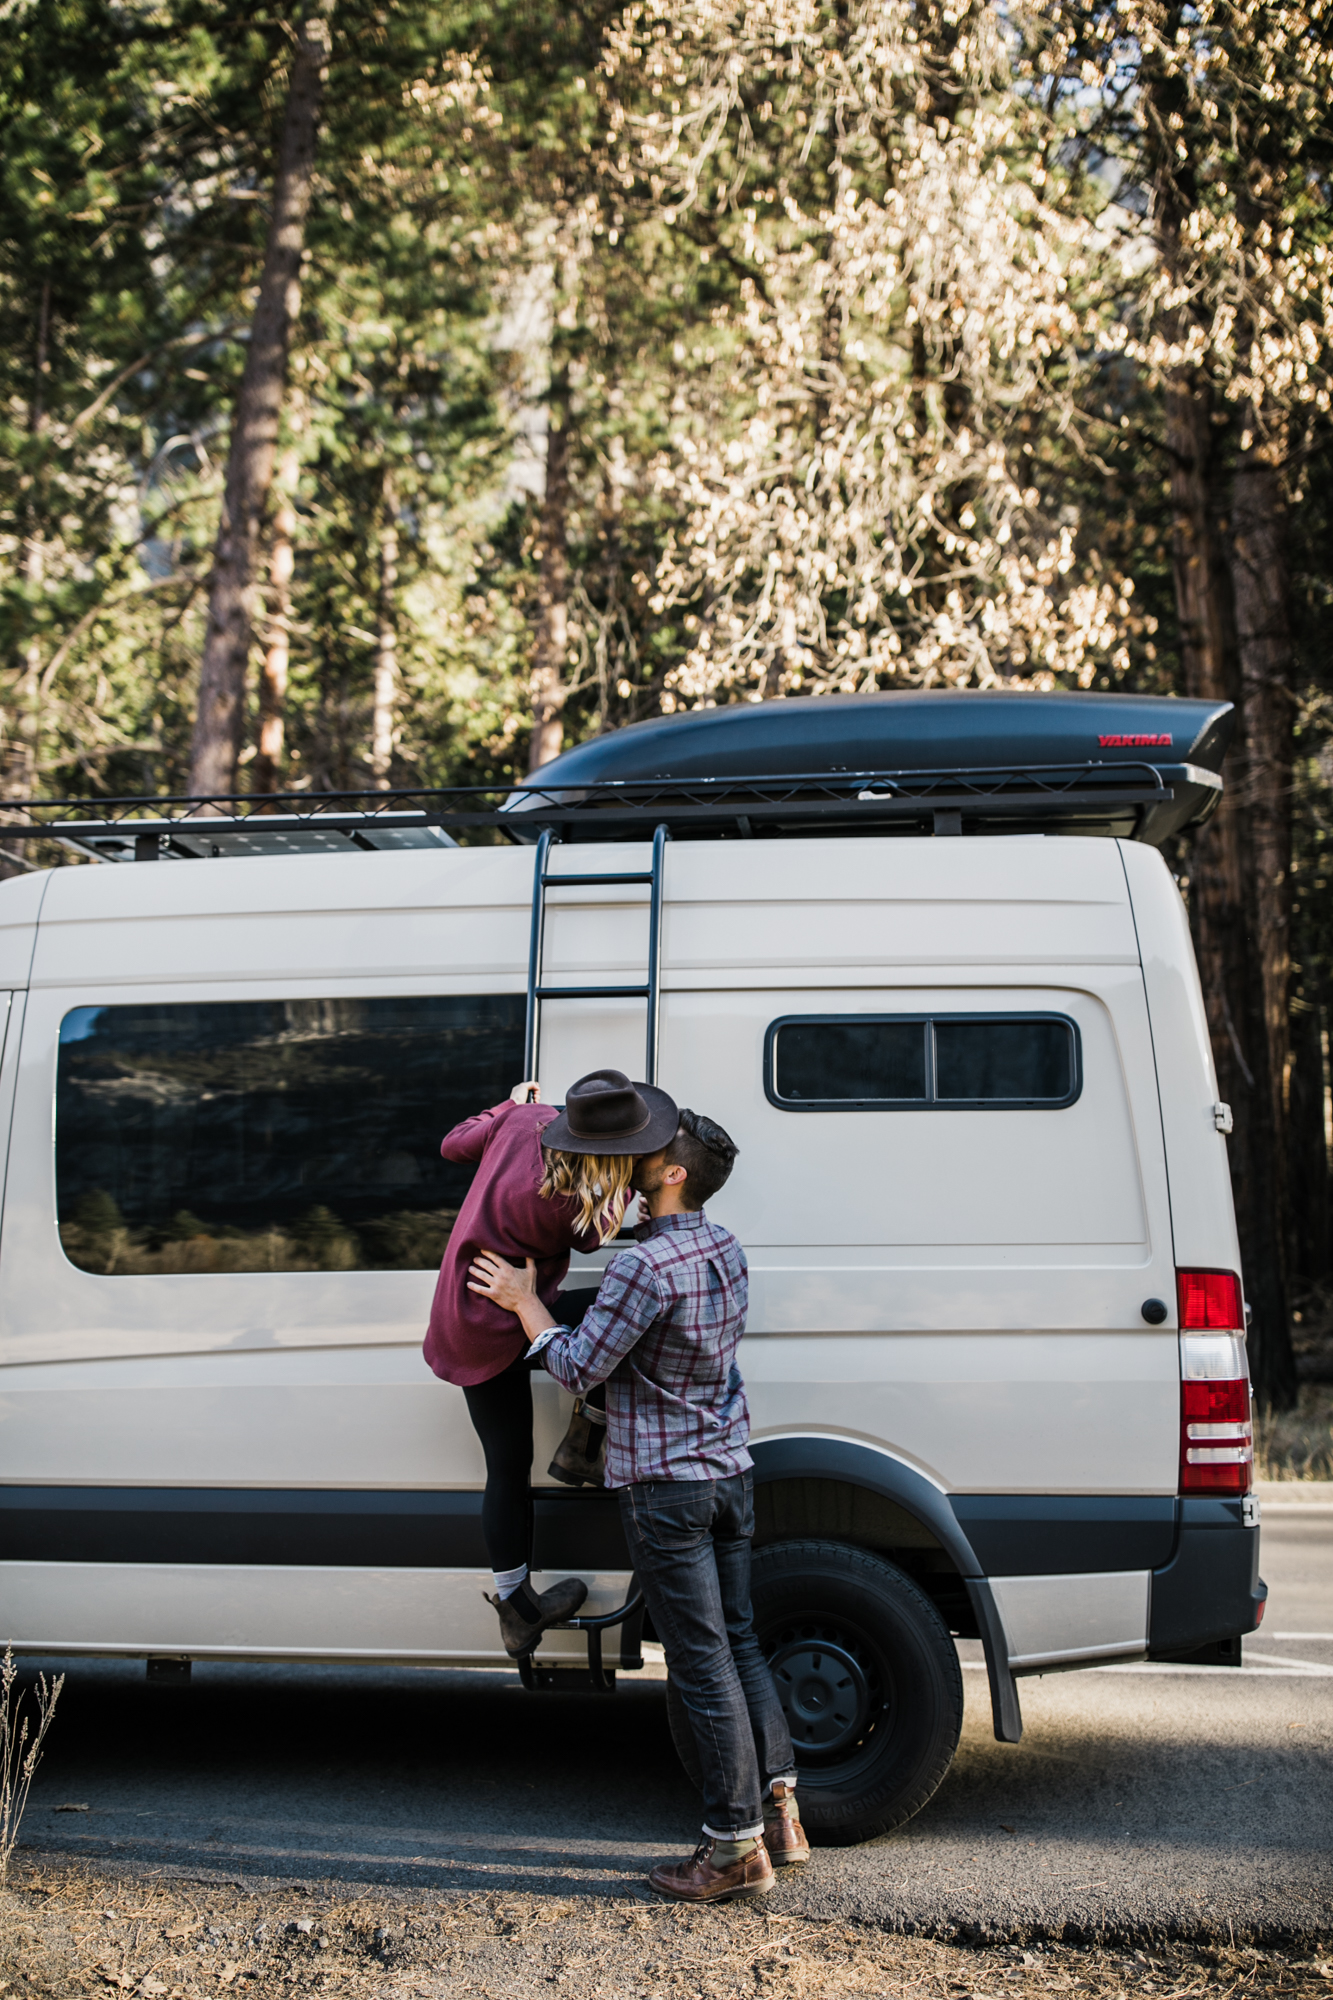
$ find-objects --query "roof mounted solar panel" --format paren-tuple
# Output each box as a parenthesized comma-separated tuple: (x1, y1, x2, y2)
(0, 691, 1232, 859)
(65, 814, 460, 864)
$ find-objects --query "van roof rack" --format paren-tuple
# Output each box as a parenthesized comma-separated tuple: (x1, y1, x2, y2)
(0, 759, 1216, 859)
(0, 693, 1231, 860)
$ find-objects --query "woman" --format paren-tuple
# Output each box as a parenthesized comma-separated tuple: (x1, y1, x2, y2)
(423, 1067, 679, 1657)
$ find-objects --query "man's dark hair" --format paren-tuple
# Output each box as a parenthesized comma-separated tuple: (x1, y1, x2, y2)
(663, 1108, 738, 1210)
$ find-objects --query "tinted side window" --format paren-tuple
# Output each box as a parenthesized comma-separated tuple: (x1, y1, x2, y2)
(766, 1013, 1080, 1110)
(773, 1019, 927, 1103)
(56, 995, 525, 1275)
(934, 1019, 1075, 1103)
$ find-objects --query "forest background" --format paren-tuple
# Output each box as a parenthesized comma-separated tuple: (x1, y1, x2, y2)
(2, 0, 1332, 1410)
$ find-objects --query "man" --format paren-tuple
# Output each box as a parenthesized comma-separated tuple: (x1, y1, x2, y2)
(468, 1104, 808, 1904)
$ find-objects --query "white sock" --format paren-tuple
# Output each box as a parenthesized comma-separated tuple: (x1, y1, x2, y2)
(493, 1563, 529, 1602)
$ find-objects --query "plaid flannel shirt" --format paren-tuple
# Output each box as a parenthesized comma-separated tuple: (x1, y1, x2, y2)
(529, 1209, 751, 1487)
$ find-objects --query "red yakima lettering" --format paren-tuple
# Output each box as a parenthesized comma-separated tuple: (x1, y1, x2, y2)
(1098, 733, 1173, 747)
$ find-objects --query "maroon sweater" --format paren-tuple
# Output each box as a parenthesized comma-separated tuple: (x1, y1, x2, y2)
(422, 1098, 600, 1387)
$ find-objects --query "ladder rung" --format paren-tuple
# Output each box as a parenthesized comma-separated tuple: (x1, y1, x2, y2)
(541, 871, 654, 886)
(533, 984, 651, 999)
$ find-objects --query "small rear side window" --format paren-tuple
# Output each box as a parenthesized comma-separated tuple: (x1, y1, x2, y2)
(765, 1013, 1081, 1111)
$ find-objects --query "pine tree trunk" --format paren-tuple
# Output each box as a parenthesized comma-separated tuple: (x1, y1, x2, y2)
(1225, 418, 1298, 1404)
(1, 281, 52, 877)
(253, 440, 300, 796)
(1231, 423, 1294, 1136)
(528, 367, 571, 773)
(371, 469, 399, 789)
(1286, 993, 1331, 1293)
(1164, 368, 1295, 1405)
(188, 5, 331, 799)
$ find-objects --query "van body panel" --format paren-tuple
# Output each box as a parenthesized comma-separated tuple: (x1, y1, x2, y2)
(1118, 841, 1241, 1277)
(28, 847, 533, 991)
(655, 837, 1142, 975)
(990, 1568, 1151, 1670)
(653, 981, 1156, 1255)
(0, 1559, 629, 1667)
(0, 871, 47, 987)
(0, 1347, 570, 1489)
(742, 1333, 1179, 1493)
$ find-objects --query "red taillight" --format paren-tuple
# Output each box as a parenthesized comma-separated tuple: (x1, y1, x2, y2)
(1177, 1269, 1244, 1331)
(1180, 1377, 1253, 1494)
(1179, 1292, 1251, 1496)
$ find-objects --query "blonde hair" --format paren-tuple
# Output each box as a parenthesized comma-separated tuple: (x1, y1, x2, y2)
(539, 1149, 635, 1244)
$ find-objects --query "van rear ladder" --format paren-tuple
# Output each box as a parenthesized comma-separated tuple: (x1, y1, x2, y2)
(523, 822, 670, 1087)
(519, 823, 668, 1690)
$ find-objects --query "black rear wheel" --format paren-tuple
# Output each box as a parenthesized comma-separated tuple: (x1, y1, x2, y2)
(665, 1538, 964, 1846)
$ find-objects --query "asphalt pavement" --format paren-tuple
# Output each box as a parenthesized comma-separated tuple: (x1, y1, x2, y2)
(14, 1489, 1333, 1946)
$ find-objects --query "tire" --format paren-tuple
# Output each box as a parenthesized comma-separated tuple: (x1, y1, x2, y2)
(665, 1538, 964, 1846)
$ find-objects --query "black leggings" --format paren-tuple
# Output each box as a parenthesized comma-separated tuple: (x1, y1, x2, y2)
(462, 1288, 607, 1574)
(463, 1349, 535, 1574)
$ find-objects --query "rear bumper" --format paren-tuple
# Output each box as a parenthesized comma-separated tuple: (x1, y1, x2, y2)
(1147, 1496, 1266, 1659)
(945, 1490, 1265, 1691)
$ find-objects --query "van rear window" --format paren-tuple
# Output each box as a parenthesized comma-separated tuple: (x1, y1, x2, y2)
(765, 1013, 1080, 1110)
(55, 996, 525, 1276)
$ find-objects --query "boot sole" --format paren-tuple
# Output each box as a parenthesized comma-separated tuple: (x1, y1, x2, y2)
(544, 1456, 600, 1488)
(648, 1873, 776, 1904)
(500, 1618, 582, 1659)
(546, 1460, 597, 1486)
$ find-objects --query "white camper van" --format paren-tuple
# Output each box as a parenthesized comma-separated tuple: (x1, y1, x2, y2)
(0, 691, 1264, 1845)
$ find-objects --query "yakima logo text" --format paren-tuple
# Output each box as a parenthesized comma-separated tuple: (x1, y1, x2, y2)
(1099, 733, 1172, 747)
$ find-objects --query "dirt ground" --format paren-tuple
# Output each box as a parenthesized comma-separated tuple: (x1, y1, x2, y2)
(2, 1862, 1331, 2000)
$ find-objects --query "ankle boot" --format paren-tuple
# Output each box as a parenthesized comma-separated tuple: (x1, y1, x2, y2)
(485, 1576, 588, 1658)
(547, 1400, 606, 1487)
(761, 1781, 809, 1866)
(648, 1837, 775, 1904)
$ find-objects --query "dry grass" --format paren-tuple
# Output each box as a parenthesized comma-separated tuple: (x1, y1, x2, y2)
(2, 1863, 1331, 2000)
(1255, 1384, 1333, 1481)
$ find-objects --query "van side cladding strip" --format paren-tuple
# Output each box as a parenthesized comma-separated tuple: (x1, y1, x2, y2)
(949, 1496, 1177, 1575)
(0, 1487, 632, 1574)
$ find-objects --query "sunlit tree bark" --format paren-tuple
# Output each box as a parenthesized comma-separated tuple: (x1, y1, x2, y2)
(253, 439, 301, 796)
(528, 366, 572, 772)
(188, 4, 332, 798)
(371, 467, 399, 789)
(1231, 423, 1295, 1129)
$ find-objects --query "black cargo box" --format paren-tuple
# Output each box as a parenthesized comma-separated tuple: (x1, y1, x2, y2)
(507, 689, 1232, 847)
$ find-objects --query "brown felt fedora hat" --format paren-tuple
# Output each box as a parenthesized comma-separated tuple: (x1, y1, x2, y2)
(540, 1069, 679, 1156)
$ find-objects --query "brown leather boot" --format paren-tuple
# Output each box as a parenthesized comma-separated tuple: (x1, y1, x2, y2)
(647, 1838, 775, 1904)
(762, 1782, 810, 1867)
(547, 1402, 606, 1487)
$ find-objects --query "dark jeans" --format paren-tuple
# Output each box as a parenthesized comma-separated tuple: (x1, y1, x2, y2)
(618, 1470, 795, 1838)
(461, 1289, 607, 1574)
